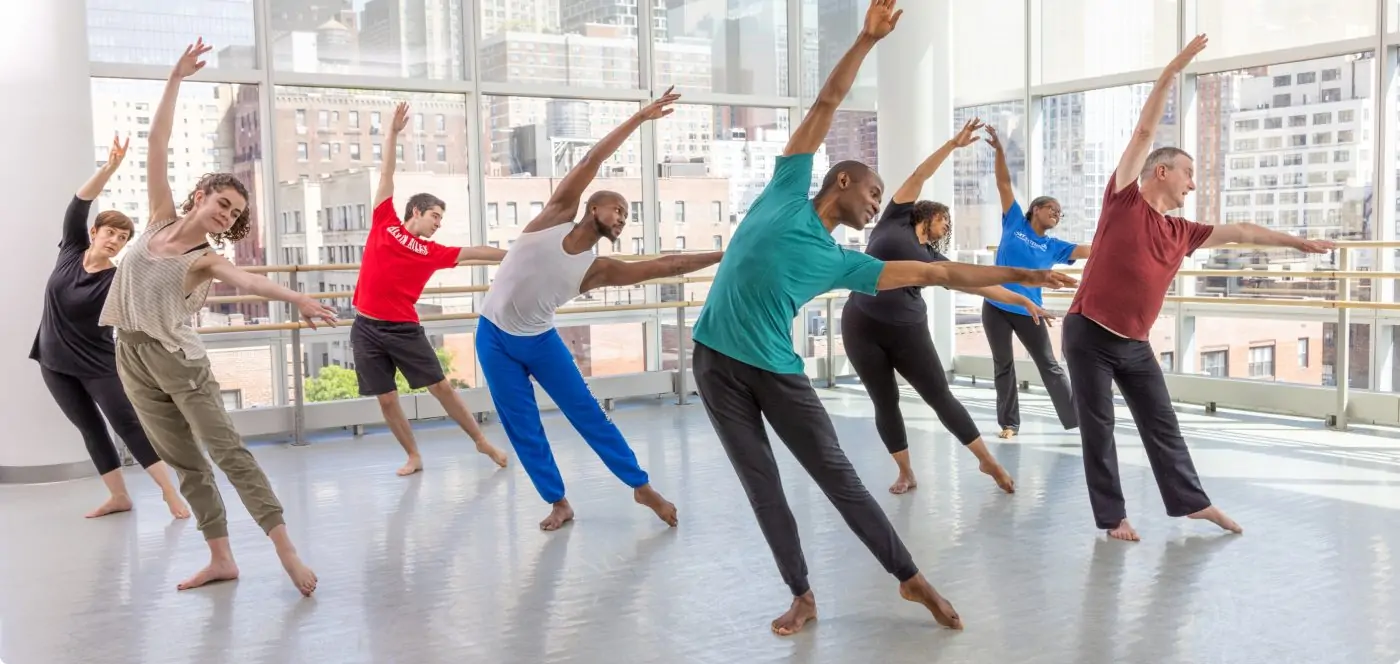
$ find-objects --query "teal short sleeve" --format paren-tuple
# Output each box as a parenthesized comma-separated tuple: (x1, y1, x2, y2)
(832, 249, 884, 295)
(768, 153, 815, 200)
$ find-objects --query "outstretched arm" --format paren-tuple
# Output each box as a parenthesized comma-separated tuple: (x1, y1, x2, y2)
(579, 252, 724, 292)
(1113, 34, 1207, 193)
(955, 285, 1054, 325)
(523, 88, 681, 234)
(785, 0, 901, 156)
(983, 125, 1016, 214)
(374, 102, 409, 209)
(197, 255, 339, 328)
(876, 260, 1077, 292)
(1070, 244, 1092, 260)
(455, 245, 507, 263)
(1199, 223, 1336, 253)
(892, 118, 981, 204)
(149, 39, 211, 223)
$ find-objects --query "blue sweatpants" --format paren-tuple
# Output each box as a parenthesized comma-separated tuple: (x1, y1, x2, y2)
(476, 316, 650, 504)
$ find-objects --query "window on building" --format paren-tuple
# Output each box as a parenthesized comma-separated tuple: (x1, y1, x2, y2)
(1160, 352, 1175, 372)
(487, 202, 499, 227)
(1202, 350, 1228, 378)
(1248, 345, 1276, 379)
(1298, 338, 1310, 367)
(675, 201, 686, 223)
(675, 236, 686, 250)
(712, 234, 723, 249)
(632, 237, 643, 254)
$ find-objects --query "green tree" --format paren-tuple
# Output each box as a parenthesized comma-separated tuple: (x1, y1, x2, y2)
(304, 346, 462, 402)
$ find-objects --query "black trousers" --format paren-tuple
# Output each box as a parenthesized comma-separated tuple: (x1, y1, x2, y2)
(1061, 314, 1211, 529)
(692, 342, 919, 597)
(40, 366, 163, 475)
(982, 301, 1078, 432)
(841, 303, 981, 452)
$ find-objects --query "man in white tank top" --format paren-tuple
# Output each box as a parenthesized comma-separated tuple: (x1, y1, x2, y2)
(477, 87, 723, 532)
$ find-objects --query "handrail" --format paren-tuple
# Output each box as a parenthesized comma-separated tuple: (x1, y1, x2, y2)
(196, 300, 702, 333)
(985, 240, 1400, 251)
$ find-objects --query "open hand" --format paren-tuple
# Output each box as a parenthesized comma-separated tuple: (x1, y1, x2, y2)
(1018, 270, 1078, 289)
(1025, 303, 1056, 327)
(984, 125, 1004, 152)
(952, 118, 983, 148)
(298, 297, 339, 329)
(391, 102, 410, 133)
(640, 86, 680, 120)
(174, 38, 212, 79)
(860, 0, 903, 42)
(1297, 238, 1337, 254)
(1167, 33, 1208, 73)
(105, 132, 131, 170)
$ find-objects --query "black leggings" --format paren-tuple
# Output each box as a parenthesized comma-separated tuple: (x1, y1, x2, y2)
(840, 303, 982, 454)
(40, 366, 162, 475)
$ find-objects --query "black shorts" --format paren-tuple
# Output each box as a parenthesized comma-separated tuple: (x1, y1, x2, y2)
(350, 316, 446, 396)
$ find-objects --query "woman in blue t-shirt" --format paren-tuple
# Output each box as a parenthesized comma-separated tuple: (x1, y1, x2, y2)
(842, 119, 1052, 496)
(982, 124, 1091, 439)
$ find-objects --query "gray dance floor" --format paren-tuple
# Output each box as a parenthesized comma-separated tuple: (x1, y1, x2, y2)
(2, 381, 1398, 664)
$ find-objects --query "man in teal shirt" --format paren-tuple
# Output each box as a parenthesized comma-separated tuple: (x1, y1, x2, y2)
(690, 0, 1076, 637)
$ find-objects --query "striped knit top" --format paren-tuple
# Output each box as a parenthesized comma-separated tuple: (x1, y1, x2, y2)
(99, 217, 213, 359)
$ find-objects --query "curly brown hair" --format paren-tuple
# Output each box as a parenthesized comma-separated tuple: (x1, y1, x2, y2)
(911, 200, 951, 255)
(180, 173, 252, 247)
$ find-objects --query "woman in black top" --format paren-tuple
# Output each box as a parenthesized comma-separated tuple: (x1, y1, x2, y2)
(842, 119, 1051, 495)
(31, 135, 188, 520)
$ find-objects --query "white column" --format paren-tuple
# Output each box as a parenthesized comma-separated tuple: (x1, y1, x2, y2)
(0, 0, 100, 482)
(877, 0, 955, 369)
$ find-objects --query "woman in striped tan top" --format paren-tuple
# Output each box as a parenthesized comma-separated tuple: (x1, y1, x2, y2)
(99, 39, 336, 597)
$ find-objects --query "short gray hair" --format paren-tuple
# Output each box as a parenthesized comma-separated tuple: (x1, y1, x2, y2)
(1139, 146, 1193, 181)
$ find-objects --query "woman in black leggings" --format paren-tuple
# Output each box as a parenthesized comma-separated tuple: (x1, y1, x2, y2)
(30, 135, 188, 519)
(841, 119, 1051, 495)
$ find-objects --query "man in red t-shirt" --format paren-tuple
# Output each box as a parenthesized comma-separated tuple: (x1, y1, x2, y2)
(1063, 34, 1334, 542)
(350, 102, 509, 477)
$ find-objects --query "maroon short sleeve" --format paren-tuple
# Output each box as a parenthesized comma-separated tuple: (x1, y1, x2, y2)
(1181, 220, 1215, 255)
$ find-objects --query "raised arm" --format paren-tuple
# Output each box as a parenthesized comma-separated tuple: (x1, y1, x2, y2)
(523, 88, 681, 233)
(983, 125, 1016, 214)
(79, 134, 130, 201)
(64, 135, 131, 248)
(892, 118, 981, 204)
(579, 252, 724, 292)
(876, 260, 1077, 292)
(785, 0, 901, 156)
(196, 255, 339, 328)
(374, 102, 410, 209)
(149, 39, 211, 223)
(1198, 223, 1336, 253)
(1113, 34, 1207, 193)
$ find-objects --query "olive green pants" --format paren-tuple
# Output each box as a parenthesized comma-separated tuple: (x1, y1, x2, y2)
(116, 331, 284, 541)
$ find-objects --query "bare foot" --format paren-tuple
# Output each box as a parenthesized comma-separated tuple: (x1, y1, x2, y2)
(475, 439, 508, 468)
(1188, 505, 1243, 534)
(771, 592, 818, 636)
(177, 559, 240, 591)
(276, 548, 318, 597)
(898, 574, 963, 629)
(85, 495, 134, 518)
(163, 492, 191, 519)
(978, 459, 1016, 494)
(889, 473, 918, 494)
(397, 455, 423, 477)
(998, 428, 1016, 439)
(633, 485, 678, 527)
(1107, 518, 1140, 542)
(540, 500, 574, 531)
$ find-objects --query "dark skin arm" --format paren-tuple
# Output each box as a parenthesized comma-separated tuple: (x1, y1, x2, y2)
(579, 252, 724, 293)
(523, 88, 681, 234)
(784, 0, 902, 156)
(891, 118, 981, 204)
(876, 261, 1077, 292)
(983, 125, 1016, 215)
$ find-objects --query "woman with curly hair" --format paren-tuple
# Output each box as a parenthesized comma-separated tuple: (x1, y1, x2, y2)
(31, 134, 189, 520)
(99, 38, 336, 596)
(841, 118, 1051, 495)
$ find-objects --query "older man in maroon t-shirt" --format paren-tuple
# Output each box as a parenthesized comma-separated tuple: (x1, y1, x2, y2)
(1062, 34, 1335, 542)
